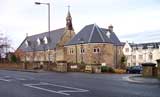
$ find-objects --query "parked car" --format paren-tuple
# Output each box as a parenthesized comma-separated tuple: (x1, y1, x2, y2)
(126, 66, 143, 74)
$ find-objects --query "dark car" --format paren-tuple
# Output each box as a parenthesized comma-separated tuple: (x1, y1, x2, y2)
(126, 66, 143, 74)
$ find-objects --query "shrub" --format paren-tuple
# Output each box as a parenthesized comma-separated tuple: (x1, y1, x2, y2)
(101, 66, 108, 72)
(11, 55, 18, 63)
(108, 67, 115, 73)
(101, 66, 115, 73)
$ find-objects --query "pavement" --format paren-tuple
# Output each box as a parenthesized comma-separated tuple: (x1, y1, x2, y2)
(123, 74, 160, 85)
(1, 68, 45, 73)
(0, 70, 160, 97)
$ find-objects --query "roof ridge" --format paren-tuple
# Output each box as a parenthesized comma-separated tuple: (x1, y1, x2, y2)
(88, 24, 96, 43)
(95, 25, 105, 42)
(28, 27, 65, 37)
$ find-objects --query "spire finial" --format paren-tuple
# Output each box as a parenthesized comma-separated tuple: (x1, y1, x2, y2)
(67, 5, 71, 17)
(67, 5, 70, 12)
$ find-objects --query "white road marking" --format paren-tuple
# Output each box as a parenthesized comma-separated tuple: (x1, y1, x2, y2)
(122, 76, 142, 83)
(16, 78, 26, 81)
(41, 82, 89, 92)
(0, 78, 11, 82)
(24, 84, 70, 95)
(24, 82, 89, 96)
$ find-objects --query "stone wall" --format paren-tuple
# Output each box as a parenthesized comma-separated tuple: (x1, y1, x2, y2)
(65, 43, 117, 67)
(0, 63, 23, 69)
(143, 67, 153, 77)
(58, 30, 75, 46)
(157, 60, 160, 78)
(113, 46, 123, 68)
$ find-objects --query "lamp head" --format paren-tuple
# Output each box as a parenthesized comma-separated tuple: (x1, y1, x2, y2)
(35, 2, 41, 5)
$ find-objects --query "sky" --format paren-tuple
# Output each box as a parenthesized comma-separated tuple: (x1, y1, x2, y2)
(0, 0, 160, 50)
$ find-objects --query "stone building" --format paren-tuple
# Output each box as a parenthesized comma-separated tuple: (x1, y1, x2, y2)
(16, 10, 75, 63)
(65, 24, 122, 68)
(16, 10, 122, 68)
(123, 41, 160, 67)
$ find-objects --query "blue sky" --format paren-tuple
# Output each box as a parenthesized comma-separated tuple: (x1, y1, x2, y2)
(0, 0, 160, 50)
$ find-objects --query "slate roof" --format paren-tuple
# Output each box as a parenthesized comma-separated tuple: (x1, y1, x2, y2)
(18, 28, 65, 52)
(130, 42, 160, 49)
(66, 24, 121, 46)
(101, 28, 122, 46)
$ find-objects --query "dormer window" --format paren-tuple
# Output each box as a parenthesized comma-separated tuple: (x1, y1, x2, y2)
(106, 31, 111, 38)
(37, 38, 40, 45)
(40, 38, 44, 45)
(44, 36, 48, 44)
(25, 40, 28, 47)
(25, 40, 31, 47)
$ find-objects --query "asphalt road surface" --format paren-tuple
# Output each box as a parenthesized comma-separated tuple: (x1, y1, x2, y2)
(0, 70, 159, 97)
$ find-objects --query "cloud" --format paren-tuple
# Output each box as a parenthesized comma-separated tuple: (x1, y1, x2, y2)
(119, 30, 160, 43)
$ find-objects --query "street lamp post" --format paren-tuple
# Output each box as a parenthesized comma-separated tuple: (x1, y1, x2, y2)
(35, 2, 51, 70)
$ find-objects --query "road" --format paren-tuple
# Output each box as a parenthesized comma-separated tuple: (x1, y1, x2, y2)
(0, 70, 159, 97)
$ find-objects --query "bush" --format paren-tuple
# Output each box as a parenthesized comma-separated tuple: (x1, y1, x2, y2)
(101, 66, 108, 72)
(108, 67, 115, 73)
(101, 66, 115, 73)
(11, 55, 18, 63)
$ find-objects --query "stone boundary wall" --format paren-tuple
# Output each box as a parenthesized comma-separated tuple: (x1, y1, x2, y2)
(0, 63, 23, 70)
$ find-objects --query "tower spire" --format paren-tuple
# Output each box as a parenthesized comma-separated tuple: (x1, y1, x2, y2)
(66, 5, 73, 30)
(67, 5, 71, 17)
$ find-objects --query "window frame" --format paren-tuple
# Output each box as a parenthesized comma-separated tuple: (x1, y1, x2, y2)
(125, 48, 129, 52)
(93, 48, 100, 53)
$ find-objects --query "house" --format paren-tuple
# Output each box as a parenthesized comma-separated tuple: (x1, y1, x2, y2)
(123, 41, 160, 67)
(16, 10, 123, 69)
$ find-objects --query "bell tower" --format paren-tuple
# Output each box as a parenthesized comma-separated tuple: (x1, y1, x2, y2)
(66, 5, 73, 30)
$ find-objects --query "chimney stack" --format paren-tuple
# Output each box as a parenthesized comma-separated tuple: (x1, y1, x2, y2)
(108, 24, 113, 32)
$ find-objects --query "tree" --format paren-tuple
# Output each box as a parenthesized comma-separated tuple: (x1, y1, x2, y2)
(10, 54, 18, 63)
(0, 33, 11, 63)
(120, 55, 127, 69)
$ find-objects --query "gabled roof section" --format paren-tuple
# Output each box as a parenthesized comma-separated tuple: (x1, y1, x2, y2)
(18, 28, 65, 52)
(66, 24, 112, 45)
